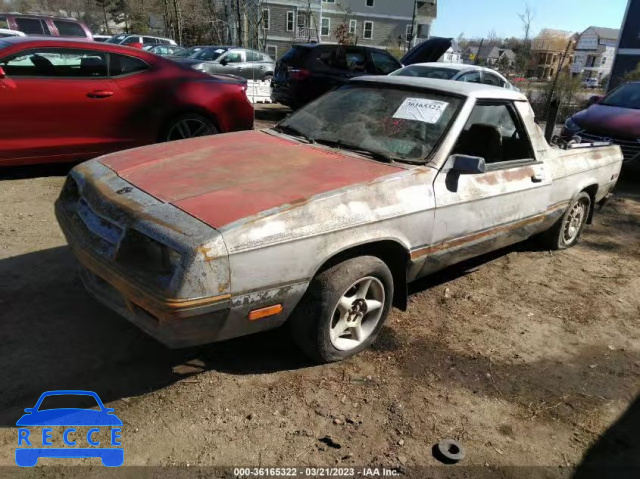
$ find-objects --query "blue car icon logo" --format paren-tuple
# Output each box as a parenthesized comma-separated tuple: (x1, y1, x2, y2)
(15, 390, 123, 467)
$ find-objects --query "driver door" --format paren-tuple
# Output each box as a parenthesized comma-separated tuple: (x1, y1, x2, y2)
(0, 47, 121, 165)
(214, 50, 248, 78)
(423, 100, 551, 274)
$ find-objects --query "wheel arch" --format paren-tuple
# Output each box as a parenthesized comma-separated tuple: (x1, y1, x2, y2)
(581, 184, 599, 224)
(313, 239, 411, 311)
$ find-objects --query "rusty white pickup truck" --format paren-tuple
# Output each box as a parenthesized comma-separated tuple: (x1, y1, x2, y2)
(55, 76, 623, 363)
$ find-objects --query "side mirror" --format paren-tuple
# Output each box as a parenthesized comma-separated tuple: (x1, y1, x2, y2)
(220, 58, 228, 66)
(0, 66, 5, 79)
(449, 154, 486, 174)
(24, 408, 34, 413)
(128, 42, 144, 50)
(588, 95, 602, 106)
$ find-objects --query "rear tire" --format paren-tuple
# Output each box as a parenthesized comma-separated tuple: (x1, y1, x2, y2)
(289, 256, 394, 363)
(541, 192, 591, 250)
(162, 113, 217, 142)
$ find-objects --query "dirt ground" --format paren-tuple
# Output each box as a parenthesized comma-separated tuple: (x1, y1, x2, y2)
(0, 108, 639, 477)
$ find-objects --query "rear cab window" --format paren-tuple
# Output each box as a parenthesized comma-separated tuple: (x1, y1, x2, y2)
(279, 46, 307, 66)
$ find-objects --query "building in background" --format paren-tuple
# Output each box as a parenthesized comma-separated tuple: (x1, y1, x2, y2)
(463, 44, 515, 67)
(527, 29, 575, 79)
(571, 26, 619, 81)
(610, 0, 640, 90)
(261, 0, 437, 59)
(438, 40, 462, 63)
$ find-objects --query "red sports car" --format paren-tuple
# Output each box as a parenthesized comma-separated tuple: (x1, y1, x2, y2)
(0, 37, 254, 167)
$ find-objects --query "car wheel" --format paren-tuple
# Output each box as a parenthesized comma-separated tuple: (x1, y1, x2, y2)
(163, 113, 217, 142)
(542, 192, 591, 250)
(289, 256, 393, 363)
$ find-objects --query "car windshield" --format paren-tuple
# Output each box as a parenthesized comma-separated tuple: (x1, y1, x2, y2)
(391, 65, 460, 80)
(105, 34, 128, 44)
(600, 83, 640, 110)
(277, 85, 462, 163)
(38, 394, 100, 411)
(172, 46, 203, 57)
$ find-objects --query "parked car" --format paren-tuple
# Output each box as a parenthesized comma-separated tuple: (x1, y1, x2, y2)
(143, 44, 184, 56)
(172, 46, 275, 80)
(271, 43, 402, 108)
(562, 81, 640, 166)
(0, 37, 253, 166)
(0, 28, 24, 38)
(92, 34, 112, 42)
(105, 34, 176, 46)
(390, 63, 518, 90)
(0, 13, 92, 39)
(56, 76, 622, 363)
(582, 77, 600, 89)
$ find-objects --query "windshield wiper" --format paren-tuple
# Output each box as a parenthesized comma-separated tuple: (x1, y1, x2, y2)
(313, 137, 398, 163)
(274, 124, 314, 143)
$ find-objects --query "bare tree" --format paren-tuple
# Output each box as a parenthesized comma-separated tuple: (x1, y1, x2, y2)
(517, 2, 534, 42)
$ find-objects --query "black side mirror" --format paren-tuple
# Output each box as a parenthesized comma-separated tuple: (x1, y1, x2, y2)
(449, 154, 486, 174)
(220, 58, 228, 66)
(588, 95, 602, 106)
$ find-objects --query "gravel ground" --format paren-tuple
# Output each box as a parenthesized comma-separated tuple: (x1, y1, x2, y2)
(0, 107, 638, 477)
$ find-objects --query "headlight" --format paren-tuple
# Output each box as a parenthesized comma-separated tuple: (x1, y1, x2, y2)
(565, 117, 580, 131)
(191, 63, 206, 72)
(118, 229, 182, 279)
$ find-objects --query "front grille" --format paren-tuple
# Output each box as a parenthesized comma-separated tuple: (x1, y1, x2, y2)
(579, 131, 640, 162)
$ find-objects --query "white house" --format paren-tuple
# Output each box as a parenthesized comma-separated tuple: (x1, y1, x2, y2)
(571, 26, 619, 80)
(438, 40, 461, 63)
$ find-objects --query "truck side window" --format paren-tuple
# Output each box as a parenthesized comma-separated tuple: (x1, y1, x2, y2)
(452, 102, 534, 164)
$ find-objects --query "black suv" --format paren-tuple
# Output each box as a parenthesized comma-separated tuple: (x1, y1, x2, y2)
(271, 44, 401, 109)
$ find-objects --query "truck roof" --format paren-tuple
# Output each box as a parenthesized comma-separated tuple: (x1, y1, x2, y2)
(353, 76, 528, 101)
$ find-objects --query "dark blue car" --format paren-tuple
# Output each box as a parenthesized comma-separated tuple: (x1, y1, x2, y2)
(16, 390, 123, 467)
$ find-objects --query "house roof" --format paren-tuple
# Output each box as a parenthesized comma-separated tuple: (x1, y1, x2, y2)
(590, 26, 620, 40)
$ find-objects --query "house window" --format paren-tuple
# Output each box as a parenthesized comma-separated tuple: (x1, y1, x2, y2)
(363, 21, 373, 40)
(262, 9, 270, 30)
(366, 0, 375, 6)
(286, 11, 295, 32)
(266, 45, 277, 59)
(322, 0, 335, 3)
(601, 56, 606, 66)
(321, 17, 330, 37)
(349, 20, 357, 35)
(405, 24, 413, 42)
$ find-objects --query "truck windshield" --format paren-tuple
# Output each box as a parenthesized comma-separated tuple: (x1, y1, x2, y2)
(600, 83, 640, 110)
(277, 85, 462, 163)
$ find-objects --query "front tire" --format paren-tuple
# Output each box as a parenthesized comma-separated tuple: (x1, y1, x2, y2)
(162, 113, 217, 142)
(289, 256, 394, 363)
(542, 192, 591, 250)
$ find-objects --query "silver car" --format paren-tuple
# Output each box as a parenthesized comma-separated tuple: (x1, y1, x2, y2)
(173, 46, 275, 81)
(391, 62, 518, 90)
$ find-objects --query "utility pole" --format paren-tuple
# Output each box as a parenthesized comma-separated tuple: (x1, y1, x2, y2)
(409, 0, 417, 48)
(474, 38, 484, 65)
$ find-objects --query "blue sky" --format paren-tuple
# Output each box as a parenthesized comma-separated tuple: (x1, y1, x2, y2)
(432, 0, 629, 39)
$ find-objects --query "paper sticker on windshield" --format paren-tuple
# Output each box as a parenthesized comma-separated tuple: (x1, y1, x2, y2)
(392, 98, 449, 124)
(215, 49, 225, 53)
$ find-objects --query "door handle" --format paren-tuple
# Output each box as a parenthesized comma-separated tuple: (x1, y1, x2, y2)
(531, 173, 545, 183)
(236, 67, 243, 71)
(87, 90, 114, 99)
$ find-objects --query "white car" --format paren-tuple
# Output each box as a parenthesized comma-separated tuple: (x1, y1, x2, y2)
(390, 62, 518, 91)
(105, 34, 177, 46)
(582, 78, 600, 89)
(0, 28, 25, 38)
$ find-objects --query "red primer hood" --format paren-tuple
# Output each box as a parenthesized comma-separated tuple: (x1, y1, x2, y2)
(100, 130, 402, 228)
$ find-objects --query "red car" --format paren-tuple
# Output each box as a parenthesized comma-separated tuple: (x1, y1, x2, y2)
(0, 37, 254, 166)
